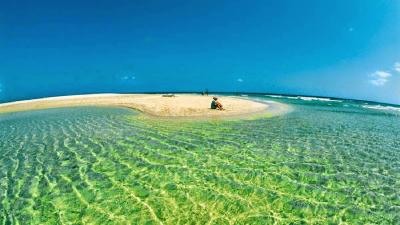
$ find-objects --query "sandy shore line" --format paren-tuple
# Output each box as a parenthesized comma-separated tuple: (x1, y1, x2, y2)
(0, 94, 286, 119)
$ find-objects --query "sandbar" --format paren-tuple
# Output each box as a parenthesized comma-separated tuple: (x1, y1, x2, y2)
(0, 94, 286, 119)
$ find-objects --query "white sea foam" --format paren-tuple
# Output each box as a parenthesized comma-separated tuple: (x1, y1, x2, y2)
(362, 105, 400, 112)
(297, 97, 342, 102)
(269, 95, 342, 102)
(265, 95, 284, 98)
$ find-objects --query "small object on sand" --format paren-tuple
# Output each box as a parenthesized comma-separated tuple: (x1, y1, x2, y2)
(162, 94, 175, 97)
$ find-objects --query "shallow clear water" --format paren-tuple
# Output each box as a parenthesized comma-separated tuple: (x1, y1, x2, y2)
(0, 96, 399, 224)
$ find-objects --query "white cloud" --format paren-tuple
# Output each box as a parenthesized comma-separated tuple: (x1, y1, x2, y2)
(373, 71, 391, 78)
(369, 70, 392, 86)
(369, 78, 388, 86)
(394, 62, 400, 73)
(121, 75, 136, 81)
(237, 78, 243, 82)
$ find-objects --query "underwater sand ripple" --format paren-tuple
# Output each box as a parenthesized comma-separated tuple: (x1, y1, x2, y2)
(0, 102, 399, 224)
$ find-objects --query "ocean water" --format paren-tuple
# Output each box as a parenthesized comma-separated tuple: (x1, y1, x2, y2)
(0, 95, 399, 224)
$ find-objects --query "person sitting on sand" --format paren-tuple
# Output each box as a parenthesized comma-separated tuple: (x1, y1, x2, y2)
(211, 97, 224, 110)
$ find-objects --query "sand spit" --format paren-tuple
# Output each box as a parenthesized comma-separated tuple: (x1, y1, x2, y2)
(0, 94, 286, 119)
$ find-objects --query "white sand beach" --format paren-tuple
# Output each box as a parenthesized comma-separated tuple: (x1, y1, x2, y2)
(0, 94, 284, 119)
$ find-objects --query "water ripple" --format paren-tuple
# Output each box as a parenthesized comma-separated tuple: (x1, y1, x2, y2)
(0, 104, 399, 224)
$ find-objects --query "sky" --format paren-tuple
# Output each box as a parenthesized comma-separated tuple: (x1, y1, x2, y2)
(0, 0, 399, 104)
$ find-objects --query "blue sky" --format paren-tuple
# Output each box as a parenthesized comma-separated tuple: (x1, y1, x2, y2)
(0, 0, 399, 104)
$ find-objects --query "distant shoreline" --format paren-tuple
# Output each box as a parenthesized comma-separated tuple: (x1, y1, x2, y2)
(0, 93, 289, 120)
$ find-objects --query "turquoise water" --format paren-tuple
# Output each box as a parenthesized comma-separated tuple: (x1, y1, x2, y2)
(0, 96, 399, 224)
